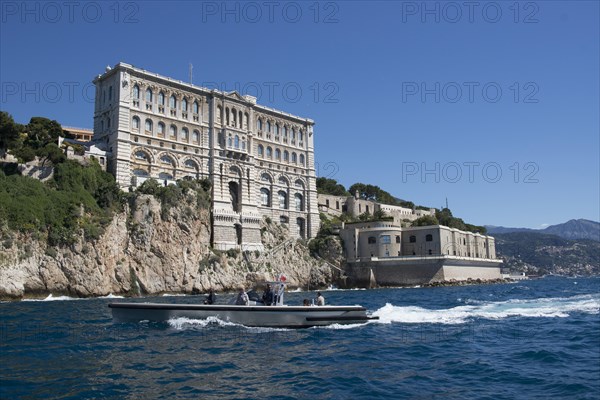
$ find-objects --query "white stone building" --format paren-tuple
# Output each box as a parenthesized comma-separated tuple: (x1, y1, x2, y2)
(92, 62, 319, 250)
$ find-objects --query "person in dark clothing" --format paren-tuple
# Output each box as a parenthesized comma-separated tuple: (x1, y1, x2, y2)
(204, 289, 216, 305)
(262, 284, 274, 305)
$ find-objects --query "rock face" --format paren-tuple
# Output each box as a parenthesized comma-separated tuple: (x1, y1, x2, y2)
(0, 194, 333, 300)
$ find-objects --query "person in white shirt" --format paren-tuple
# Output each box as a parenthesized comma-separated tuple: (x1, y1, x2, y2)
(316, 292, 325, 306)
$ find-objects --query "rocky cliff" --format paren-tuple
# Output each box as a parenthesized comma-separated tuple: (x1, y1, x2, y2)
(0, 192, 334, 300)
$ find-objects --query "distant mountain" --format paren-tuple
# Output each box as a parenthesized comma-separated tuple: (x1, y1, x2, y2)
(494, 232, 600, 276)
(486, 219, 599, 241)
(543, 219, 600, 241)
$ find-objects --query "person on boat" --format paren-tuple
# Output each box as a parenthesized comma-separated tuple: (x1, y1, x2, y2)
(303, 298, 310, 306)
(235, 287, 249, 306)
(204, 289, 216, 305)
(316, 292, 325, 306)
(262, 284, 274, 305)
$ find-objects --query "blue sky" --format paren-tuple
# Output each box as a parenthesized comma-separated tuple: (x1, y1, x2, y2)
(1, 1, 598, 228)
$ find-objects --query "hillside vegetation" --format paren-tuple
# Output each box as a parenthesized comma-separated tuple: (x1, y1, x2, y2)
(494, 232, 599, 276)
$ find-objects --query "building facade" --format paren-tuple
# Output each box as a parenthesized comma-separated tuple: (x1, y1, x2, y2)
(339, 221, 502, 285)
(318, 191, 436, 224)
(92, 62, 319, 250)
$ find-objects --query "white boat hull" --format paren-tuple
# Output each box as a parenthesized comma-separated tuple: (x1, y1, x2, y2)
(109, 303, 377, 328)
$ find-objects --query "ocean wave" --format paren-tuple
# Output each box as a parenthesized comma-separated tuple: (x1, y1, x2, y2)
(372, 294, 600, 325)
(22, 294, 82, 302)
(21, 293, 123, 301)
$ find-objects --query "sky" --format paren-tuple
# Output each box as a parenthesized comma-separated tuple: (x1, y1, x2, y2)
(1, 1, 598, 228)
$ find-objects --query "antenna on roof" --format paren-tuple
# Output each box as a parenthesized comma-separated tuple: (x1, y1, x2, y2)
(189, 63, 193, 85)
(445, 197, 449, 209)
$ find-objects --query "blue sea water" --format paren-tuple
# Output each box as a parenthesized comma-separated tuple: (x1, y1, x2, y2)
(1, 276, 599, 399)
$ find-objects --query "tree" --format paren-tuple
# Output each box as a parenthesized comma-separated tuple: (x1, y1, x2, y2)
(0, 111, 21, 152)
(316, 177, 349, 196)
(25, 117, 63, 149)
(37, 143, 66, 166)
(412, 215, 439, 226)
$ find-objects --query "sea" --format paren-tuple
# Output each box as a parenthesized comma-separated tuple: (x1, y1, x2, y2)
(1, 276, 598, 399)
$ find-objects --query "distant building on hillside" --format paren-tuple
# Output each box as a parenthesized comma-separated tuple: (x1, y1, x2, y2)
(63, 126, 93, 142)
(318, 191, 436, 225)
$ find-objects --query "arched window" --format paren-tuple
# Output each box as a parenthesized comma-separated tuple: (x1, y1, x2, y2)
(145, 88, 153, 103)
(368, 237, 376, 244)
(217, 106, 222, 123)
(278, 191, 287, 209)
(283, 126, 287, 138)
(145, 119, 153, 133)
(261, 173, 272, 183)
(295, 193, 303, 211)
(159, 172, 173, 181)
(169, 95, 177, 109)
(160, 154, 174, 165)
(409, 235, 416, 243)
(295, 179, 304, 188)
(133, 85, 140, 99)
(158, 92, 165, 105)
(170, 125, 177, 138)
(283, 150, 289, 161)
(299, 154, 305, 166)
(132, 116, 140, 130)
(193, 101, 199, 114)
(108, 86, 113, 100)
(133, 169, 148, 177)
(291, 152, 297, 163)
(193, 130, 200, 142)
(260, 188, 270, 207)
(266, 147, 272, 158)
(181, 127, 189, 140)
(278, 176, 288, 187)
(257, 144, 264, 157)
(157, 122, 165, 135)
(426, 234, 433, 242)
(234, 135, 240, 149)
(275, 148, 281, 160)
(275, 124, 280, 135)
(182, 98, 188, 112)
(291, 129, 295, 141)
(299, 130, 304, 142)
(244, 113, 249, 129)
(227, 135, 232, 147)
(267, 121, 271, 132)
(134, 150, 148, 160)
(185, 159, 198, 169)
(257, 118, 263, 131)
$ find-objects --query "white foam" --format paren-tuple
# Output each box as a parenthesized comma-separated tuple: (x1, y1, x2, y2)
(22, 294, 81, 302)
(99, 293, 124, 299)
(168, 316, 238, 329)
(161, 293, 188, 297)
(372, 294, 600, 325)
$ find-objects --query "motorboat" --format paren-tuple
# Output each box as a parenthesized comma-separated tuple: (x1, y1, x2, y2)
(108, 278, 378, 328)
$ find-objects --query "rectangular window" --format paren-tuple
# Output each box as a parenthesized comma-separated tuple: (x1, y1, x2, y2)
(381, 235, 391, 244)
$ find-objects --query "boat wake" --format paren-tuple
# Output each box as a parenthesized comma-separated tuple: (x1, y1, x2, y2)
(167, 317, 294, 332)
(372, 294, 600, 325)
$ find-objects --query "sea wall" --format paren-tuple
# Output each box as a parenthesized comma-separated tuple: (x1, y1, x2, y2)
(0, 194, 332, 300)
(344, 257, 502, 287)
